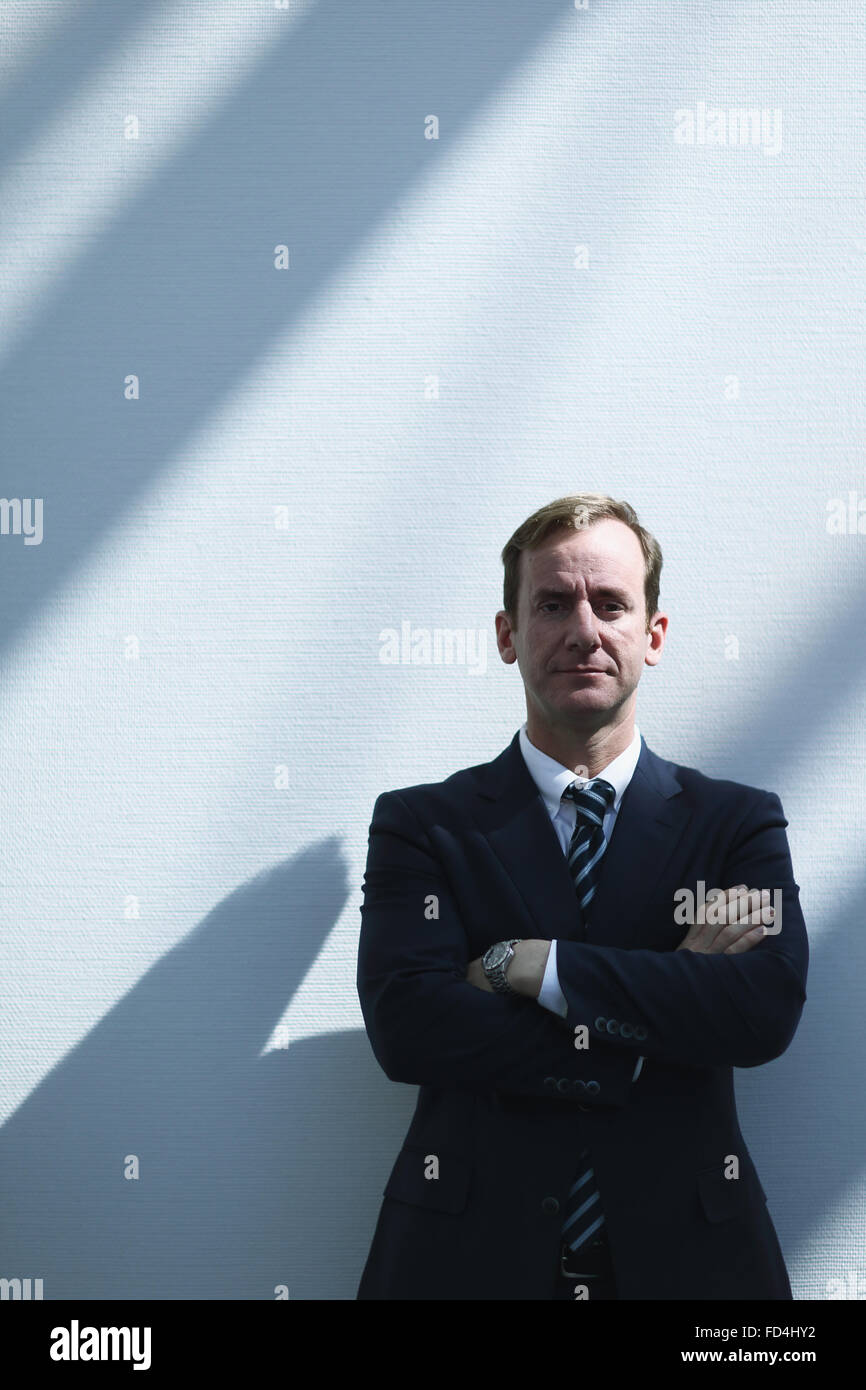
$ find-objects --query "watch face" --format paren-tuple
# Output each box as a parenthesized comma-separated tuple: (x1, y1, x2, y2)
(484, 942, 509, 970)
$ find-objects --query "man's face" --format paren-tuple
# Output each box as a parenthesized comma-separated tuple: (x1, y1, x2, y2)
(495, 518, 666, 736)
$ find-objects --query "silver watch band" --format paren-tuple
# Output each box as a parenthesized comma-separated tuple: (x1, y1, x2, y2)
(484, 938, 522, 994)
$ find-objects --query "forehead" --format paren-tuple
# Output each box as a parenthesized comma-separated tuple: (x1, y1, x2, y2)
(522, 518, 645, 592)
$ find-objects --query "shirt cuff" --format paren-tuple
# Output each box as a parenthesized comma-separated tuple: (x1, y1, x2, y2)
(536, 939, 568, 1018)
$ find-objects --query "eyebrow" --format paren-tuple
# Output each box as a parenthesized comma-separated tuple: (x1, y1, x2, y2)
(531, 584, 630, 603)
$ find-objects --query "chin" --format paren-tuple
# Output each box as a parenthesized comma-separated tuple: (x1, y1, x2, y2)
(559, 690, 611, 707)
(549, 701, 609, 724)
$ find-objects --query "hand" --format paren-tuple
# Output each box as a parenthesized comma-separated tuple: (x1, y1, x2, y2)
(466, 956, 494, 992)
(676, 885, 772, 955)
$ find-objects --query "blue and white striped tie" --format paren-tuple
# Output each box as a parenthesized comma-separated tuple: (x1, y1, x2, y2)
(560, 777, 616, 1258)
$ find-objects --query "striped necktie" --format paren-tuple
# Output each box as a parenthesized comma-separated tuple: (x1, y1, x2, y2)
(559, 777, 616, 1261)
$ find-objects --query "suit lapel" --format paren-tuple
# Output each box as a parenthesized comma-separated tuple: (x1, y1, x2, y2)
(472, 731, 690, 950)
(582, 749, 689, 948)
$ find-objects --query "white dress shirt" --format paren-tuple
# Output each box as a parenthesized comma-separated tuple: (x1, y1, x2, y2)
(517, 721, 645, 1083)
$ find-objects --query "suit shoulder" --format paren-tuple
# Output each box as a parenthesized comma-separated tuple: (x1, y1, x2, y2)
(650, 747, 782, 809)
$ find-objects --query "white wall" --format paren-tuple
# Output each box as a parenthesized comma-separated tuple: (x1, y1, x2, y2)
(0, 0, 863, 1299)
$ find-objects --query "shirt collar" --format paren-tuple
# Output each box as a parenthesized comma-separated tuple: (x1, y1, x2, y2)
(518, 722, 642, 819)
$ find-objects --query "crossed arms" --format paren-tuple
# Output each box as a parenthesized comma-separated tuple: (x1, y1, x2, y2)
(356, 787, 808, 1108)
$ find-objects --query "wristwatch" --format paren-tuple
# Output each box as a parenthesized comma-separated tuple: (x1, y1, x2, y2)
(481, 938, 523, 995)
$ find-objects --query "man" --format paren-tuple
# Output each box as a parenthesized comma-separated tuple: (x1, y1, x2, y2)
(355, 493, 808, 1300)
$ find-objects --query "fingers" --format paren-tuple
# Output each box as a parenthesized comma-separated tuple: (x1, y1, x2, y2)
(724, 923, 769, 954)
(696, 885, 749, 928)
(709, 891, 773, 953)
(726, 887, 775, 937)
(682, 885, 775, 954)
(726, 886, 770, 927)
(713, 886, 773, 930)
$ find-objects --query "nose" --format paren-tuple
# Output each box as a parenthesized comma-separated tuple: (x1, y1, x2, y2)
(565, 597, 601, 651)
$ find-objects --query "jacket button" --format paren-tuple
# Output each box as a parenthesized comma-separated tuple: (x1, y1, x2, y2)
(557, 1077, 571, 1093)
(620, 1023, 634, 1038)
(543, 1076, 558, 1091)
(606, 1019, 619, 1034)
(542, 1196, 560, 1214)
(586, 1080, 600, 1095)
(594, 1016, 607, 1032)
(634, 1025, 648, 1041)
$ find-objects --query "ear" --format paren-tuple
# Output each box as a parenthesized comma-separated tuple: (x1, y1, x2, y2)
(644, 611, 668, 667)
(495, 610, 518, 664)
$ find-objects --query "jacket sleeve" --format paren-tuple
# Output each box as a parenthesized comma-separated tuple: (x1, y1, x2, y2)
(553, 791, 808, 1069)
(356, 788, 639, 1108)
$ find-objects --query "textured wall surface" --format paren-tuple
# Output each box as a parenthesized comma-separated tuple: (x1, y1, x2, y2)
(0, 0, 863, 1300)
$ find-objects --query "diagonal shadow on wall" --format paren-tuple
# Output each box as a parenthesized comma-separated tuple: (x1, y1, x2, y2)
(0, 0, 166, 178)
(0, 0, 576, 661)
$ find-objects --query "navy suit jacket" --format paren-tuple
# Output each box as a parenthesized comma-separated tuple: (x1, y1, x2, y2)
(356, 732, 808, 1300)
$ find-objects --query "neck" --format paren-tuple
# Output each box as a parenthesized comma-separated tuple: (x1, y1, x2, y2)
(525, 712, 636, 778)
